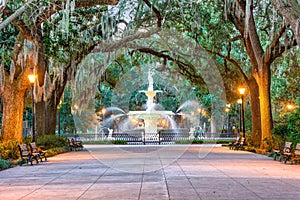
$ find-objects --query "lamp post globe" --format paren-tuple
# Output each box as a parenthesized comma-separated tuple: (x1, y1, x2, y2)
(238, 87, 246, 138)
(28, 72, 36, 142)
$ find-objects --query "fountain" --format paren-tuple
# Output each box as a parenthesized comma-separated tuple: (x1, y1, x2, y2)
(127, 69, 174, 141)
(101, 68, 205, 143)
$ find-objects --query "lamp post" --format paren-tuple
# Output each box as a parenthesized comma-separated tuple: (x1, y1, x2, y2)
(237, 99, 242, 135)
(238, 87, 246, 138)
(225, 104, 231, 137)
(28, 72, 36, 142)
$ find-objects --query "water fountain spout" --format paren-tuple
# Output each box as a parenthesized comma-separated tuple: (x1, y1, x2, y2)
(127, 69, 174, 141)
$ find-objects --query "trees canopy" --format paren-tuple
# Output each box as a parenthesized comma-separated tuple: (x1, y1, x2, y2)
(0, 0, 298, 146)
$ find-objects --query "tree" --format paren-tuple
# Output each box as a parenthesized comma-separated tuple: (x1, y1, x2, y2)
(154, 0, 261, 140)
(224, 0, 297, 145)
(0, 0, 118, 141)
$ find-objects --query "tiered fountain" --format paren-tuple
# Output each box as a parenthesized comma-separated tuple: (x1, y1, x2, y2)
(127, 70, 174, 141)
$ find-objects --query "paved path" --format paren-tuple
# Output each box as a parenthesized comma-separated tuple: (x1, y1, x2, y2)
(1, 144, 300, 200)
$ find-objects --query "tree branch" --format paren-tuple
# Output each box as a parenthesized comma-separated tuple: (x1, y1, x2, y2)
(0, 0, 35, 31)
(270, 0, 300, 47)
(266, 21, 286, 60)
(142, 0, 162, 28)
(36, 0, 119, 27)
(126, 44, 204, 83)
(93, 27, 160, 52)
(206, 49, 249, 83)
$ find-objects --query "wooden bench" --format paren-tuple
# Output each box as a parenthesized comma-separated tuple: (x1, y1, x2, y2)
(282, 143, 300, 164)
(68, 138, 83, 151)
(234, 137, 246, 150)
(229, 136, 240, 150)
(272, 141, 292, 161)
(18, 144, 39, 165)
(290, 143, 300, 164)
(29, 142, 47, 162)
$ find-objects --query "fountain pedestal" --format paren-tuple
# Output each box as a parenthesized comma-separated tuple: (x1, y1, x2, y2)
(128, 110, 174, 141)
(127, 70, 174, 141)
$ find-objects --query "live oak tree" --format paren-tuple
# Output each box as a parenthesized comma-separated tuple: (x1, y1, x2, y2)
(0, 0, 118, 141)
(1, 0, 167, 140)
(224, 0, 297, 145)
(1, 0, 298, 145)
(158, 0, 262, 143)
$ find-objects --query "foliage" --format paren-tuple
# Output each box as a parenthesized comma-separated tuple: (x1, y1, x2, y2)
(0, 159, 12, 170)
(285, 110, 300, 145)
(46, 147, 69, 157)
(36, 135, 68, 150)
(272, 105, 300, 144)
(175, 139, 234, 144)
(82, 140, 115, 144)
(0, 0, 298, 144)
(112, 140, 127, 144)
(272, 124, 289, 139)
(245, 132, 261, 148)
(271, 51, 300, 119)
(59, 86, 75, 134)
(0, 140, 19, 160)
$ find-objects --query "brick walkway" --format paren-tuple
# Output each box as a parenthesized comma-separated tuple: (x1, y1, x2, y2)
(0, 144, 300, 200)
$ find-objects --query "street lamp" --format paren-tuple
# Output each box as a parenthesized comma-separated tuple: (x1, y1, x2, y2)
(237, 99, 242, 135)
(238, 86, 246, 138)
(28, 70, 36, 142)
(225, 104, 231, 137)
(286, 102, 295, 110)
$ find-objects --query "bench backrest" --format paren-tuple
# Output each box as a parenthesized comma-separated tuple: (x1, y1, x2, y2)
(18, 144, 30, 156)
(240, 137, 246, 145)
(294, 143, 300, 154)
(30, 142, 38, 153)
(283, 142, 293, 153)
(68, 138, 72, 143)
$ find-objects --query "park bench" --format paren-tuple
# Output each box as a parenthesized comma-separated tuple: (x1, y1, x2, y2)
(29, 142, 47, 162)
(272, 141, 292, 161)
(278, 142, 293, 163)
(68, 138, 83, 151)
(18, 144, 39, 165)
(290, 143, 300, 164)
(229, 136, 240, 150)
(234, 137, 246, 150)
(281, 143, 300, 164)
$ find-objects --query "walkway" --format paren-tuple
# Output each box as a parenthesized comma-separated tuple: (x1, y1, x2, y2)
(1, 144, 300, 200)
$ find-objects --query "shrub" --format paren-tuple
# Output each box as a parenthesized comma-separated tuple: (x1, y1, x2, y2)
(215, 139, 235, 144)
(46, 147, 69, 157)
(0, 159, 12, 170)
(192, 139, 204, 144)
(175, 139, 203, 144)
(0, 140, 20, 160)
(263, 135, 283, 152)
(37, 135, 68, 149)
(272, 124, 289, 140)
(82, 140, 114, 144)
(112, 140, 127, 144)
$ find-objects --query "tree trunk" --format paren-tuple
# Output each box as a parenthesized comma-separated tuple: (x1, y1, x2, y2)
(45, 96, 57, 135)
(35, 101, 46, 136)
(1, 84, 26, 141)
(248, 77, 261, 147)
(35, 27, 47, 137)
(210, 115, 217, 134)
(256, 64, 273, 145)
